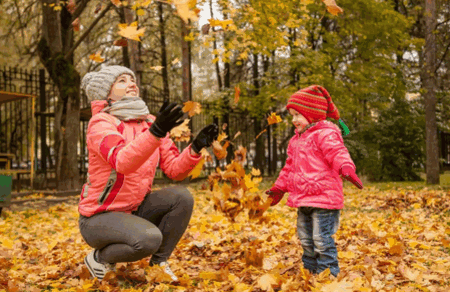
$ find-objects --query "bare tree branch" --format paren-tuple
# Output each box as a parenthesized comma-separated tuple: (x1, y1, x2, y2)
(64, 1, 113, 60)
(71, 0, 90, 21)
(435, 40, 450, 73)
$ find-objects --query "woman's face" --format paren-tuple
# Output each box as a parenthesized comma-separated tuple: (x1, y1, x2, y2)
(289, 108, 310, 131)
(108, 74, 139, 102)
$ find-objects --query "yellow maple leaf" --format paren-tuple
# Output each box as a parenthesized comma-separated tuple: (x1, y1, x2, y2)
(173, 0, 199, 23)
(1, 239, 14, 249)
(322, 0, 344, 16)
(188, 158, 204, 179)
(267, 112, 282, 125)
(217, 132, 228, 142)
(170, 119, 191, 142)
(256, 273, 277, 291)
(88, 51, 105, 63)
(182, 101, 202, 117)
(118, 21, 146, 42)
(251, 168, 261, 177)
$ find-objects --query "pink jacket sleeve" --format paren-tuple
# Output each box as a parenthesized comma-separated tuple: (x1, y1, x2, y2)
(316, 128, 356, 173)
(158, 136, 203, 181)
(273, 139, 294, 193)
(88, 116, 161, 175)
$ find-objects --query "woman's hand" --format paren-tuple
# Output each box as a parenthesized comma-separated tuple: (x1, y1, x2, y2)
(192, 124, 219, 154)
(150, 100, 185, 138)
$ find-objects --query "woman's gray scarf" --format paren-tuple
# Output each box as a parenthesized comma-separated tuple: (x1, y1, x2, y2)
(102, 96, 150, 121)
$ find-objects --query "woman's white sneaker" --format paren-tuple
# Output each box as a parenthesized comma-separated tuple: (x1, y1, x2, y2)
(157, 261, 179, 282)
(84, 250, 115, 281)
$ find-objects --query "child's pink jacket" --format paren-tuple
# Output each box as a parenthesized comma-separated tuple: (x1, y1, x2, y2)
(78, 100, 202, 217)
(273, 120, 356, 209)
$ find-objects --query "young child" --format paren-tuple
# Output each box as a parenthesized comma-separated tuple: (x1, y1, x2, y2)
(266, 85, 363, 277)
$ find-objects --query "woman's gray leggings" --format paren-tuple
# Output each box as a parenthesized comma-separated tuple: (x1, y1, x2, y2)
(78, 186, 194, 264)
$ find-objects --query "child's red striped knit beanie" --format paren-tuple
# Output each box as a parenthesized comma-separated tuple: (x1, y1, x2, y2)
(286, 85, 350, 135)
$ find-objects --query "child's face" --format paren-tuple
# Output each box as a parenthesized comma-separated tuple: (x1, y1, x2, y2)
(289, 108, 309, 131)
(108, 74, 139, 102)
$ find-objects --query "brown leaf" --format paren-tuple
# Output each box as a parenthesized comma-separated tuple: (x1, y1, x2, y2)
(113, 38, 128, 47)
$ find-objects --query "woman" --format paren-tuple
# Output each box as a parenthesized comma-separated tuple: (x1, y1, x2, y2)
(78, 65, 218, 281)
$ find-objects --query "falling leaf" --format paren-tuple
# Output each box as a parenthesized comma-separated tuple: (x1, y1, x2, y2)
(212, 141, 229, 160)
(222, 123, 228, 131)
(113, 38, 128, 47)
(150, 66, 164, 71)
(234, 86, 241, 104)
(251, 168, 261, 177)
(170, 119, 191, 142)
(234, 146, 247, 164)
(201, 23, 210, 35)
(89, 51, 105, 63)
(72, 18, 80, 32)
(66, 0, 76, 14)
(182, 101, 202, 117)
(111, 0, 122, 7)
(136, 9, 145, 16)
(189, 158, 205, 179)
(267, 112, 282, 125)
(255, 129, 267, 140)
(94, 3, 103, 14)
(171, 58, 180, 65)
(217, 132, 228, 143)
(118, 21, 146, 42)
(233, 131, 241, 140)
(173, 0, 199, 23)
(322, 0, 344, 15)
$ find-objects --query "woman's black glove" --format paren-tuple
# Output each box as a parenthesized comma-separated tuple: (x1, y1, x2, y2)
(192, 124, 219, 153)
(150, 100, 185, 138)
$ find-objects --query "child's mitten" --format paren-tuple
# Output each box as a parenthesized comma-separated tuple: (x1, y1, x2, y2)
(265, 188, 285, 206)
(339, 164, 364, 189)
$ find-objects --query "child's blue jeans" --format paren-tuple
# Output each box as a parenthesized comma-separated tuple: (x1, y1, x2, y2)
(296, 207, 340, 276)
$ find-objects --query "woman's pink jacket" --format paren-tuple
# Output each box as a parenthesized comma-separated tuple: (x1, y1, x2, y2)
(78, 100, 202, 217)
(273, 120, 356, 210)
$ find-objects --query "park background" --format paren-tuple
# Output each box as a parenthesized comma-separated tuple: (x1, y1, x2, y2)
(0, 0, 450, 291)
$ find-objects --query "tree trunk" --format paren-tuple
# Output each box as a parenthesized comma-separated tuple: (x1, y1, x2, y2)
(38, 0, 81, 190)
(423, 0, 440, 184)
(124, 3, 142, 87)
(158, 2, 170, 100)
(252, 53, 265, 173)
(181, 21, 191, 103)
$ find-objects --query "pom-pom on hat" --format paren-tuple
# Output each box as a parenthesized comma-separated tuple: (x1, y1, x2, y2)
(286, 85, 350, 135)
(81, 65, 136, 102)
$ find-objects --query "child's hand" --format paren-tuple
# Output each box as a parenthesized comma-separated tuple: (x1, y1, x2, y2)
(265, 188, 285, 206)
(339, 165, 363, 189)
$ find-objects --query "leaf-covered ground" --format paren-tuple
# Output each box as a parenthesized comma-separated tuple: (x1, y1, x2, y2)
(1, 181, 450, 292)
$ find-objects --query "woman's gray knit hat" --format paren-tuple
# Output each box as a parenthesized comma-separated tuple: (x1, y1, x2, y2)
(81, 65, 136, 102)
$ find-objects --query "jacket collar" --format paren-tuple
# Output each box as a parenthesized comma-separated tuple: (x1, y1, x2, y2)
(295, 120, 338, 136)
(91, 100, 108, 116)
